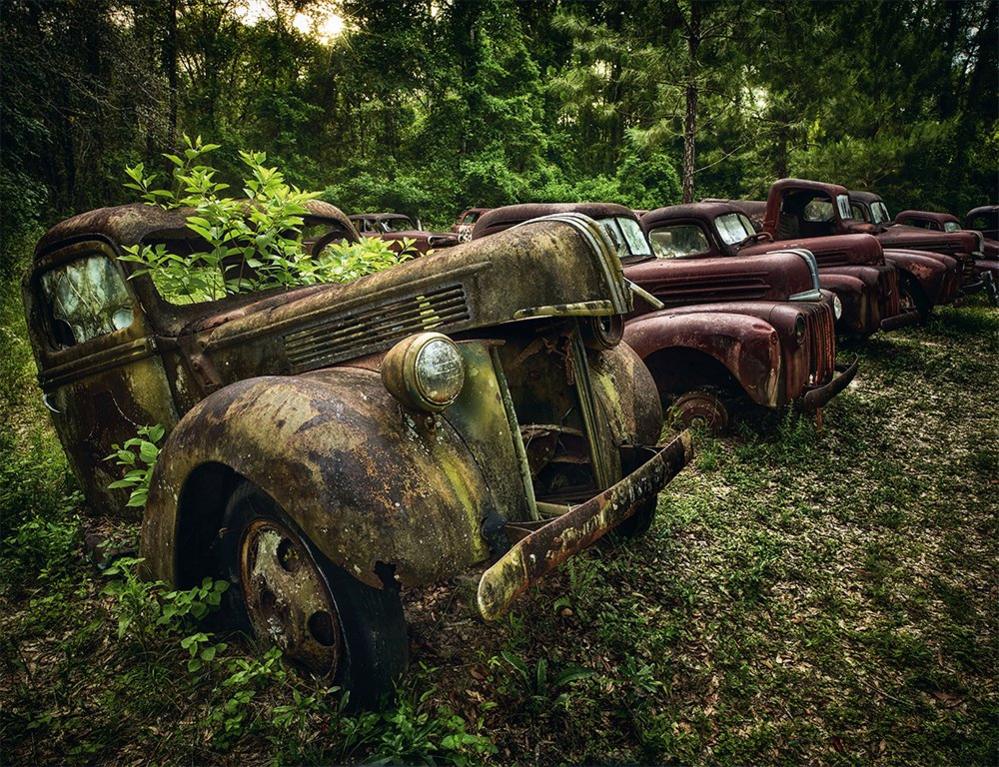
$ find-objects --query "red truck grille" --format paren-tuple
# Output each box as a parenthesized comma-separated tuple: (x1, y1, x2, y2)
(812, 249, 851, 268)
(877, 266, 900, 320)
(803, 303, 835, 385)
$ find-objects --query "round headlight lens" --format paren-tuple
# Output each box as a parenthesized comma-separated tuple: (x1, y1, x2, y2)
(382, 332, 465, 412)
(832, 294, 843, 320)
(794, 314, 807, 343)
(414, 337, 465, 406)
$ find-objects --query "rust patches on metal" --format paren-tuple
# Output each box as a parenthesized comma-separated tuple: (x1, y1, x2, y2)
(240, 517, 342, 676)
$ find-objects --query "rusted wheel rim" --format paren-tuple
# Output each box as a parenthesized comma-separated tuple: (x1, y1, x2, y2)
(670, 392, 728, 432)
(239, 518, 342, 676)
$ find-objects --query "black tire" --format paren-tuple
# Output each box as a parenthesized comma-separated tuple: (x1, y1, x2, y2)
(899, 273, 931, 324)
(219, 481, 408, 709)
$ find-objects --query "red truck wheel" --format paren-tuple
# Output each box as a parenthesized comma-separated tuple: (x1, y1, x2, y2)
(220, 481, 408, 709)
(667, 390, 729, 434)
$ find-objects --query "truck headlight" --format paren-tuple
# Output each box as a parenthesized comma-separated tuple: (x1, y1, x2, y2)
(833, 294, 843, 320)
(382, 332, 465, 412)
(795, 315, 807, 343)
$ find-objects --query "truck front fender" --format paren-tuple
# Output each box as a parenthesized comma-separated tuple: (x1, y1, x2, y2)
(883, 248, 952, 304)
(816, 272, 878, 335)
(623, 311, 782, 407)
(140, 367, 496, 590)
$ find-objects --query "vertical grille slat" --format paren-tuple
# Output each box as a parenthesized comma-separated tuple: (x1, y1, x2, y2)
(283, 284, 470, 371)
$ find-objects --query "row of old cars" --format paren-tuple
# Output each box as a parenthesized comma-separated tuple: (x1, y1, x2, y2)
(23, 178, 996, 706)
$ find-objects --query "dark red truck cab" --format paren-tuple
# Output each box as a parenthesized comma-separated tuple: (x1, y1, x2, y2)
(473, 203, 856, 431)
(721, 180, 963, 322)
(349, 213, 459, 254)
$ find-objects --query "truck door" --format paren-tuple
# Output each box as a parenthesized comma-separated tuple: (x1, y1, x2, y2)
(29, 239, 178, 517)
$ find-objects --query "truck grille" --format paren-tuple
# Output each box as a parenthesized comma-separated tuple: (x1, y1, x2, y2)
(876, 266, 900, 320)
(812, 249, 851, 268)
(803, 303, 835, 384)
(284, 283, 470, 371)
(649, 275, 770, 306)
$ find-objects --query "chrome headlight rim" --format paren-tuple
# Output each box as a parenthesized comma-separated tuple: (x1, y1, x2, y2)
(832, 294, 843, 320)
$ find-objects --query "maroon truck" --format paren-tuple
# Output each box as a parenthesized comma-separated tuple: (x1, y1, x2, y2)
(723, 180, 963, 321)
(473, 203, 856, 431)
(965, 205, 999, 240)
(349, 213, 459, 254)
(847, 190, 984, 303)
(703, 197, 911, 336)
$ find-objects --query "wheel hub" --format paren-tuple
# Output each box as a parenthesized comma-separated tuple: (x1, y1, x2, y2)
(239, 518, 342, 676)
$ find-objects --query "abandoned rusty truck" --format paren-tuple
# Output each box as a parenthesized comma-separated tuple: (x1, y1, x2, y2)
(24, 202, 691, 705)
(849, 191, 998, 305)
(724, 179, 964, 323)
(472, 203, 856, 432)
(704, 195, 911, 337)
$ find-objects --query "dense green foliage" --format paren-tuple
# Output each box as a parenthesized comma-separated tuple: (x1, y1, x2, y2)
(2, 0, 995, 273)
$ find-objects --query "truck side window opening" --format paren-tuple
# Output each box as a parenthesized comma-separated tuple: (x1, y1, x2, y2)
(41, 253, 134, 347)
(649, 224, 710, 258)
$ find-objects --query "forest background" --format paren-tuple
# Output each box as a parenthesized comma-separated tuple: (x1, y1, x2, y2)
(2, 0, 997, 269)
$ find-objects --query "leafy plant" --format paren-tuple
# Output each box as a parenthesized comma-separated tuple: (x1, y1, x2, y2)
(101, 556, 229, 645)
(491, 650, 595, 713)
(105, 424, 164, 509)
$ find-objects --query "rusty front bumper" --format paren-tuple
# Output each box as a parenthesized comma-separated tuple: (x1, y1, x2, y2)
(476, 431, 692, 621)
(801, 357, 859, 411)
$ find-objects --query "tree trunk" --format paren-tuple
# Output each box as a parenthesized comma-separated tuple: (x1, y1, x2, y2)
(165, 0, 179, 146)
(682, 1, 701, 204)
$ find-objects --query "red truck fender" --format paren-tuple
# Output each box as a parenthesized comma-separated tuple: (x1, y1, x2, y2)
(882, 248, 955, 305)
(814, 271, 880, 336)
(623, 311, 782, 408)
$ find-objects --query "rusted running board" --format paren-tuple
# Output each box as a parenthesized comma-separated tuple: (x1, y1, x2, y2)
(476, 431, 693, 621)
(880, 308, 921, 331)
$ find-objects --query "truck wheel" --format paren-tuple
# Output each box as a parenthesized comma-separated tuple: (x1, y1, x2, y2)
(220, 481, 408, 709)
(667, 390, 729, 434)
(899, 274, 931, 323)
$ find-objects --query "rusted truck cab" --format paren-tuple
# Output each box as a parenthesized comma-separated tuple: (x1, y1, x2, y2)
(349, 212, 459, 254)
(965, 205, 999, 240)
(24, 202, 689, 705)
(741, 179, 961, 323)
(473, 203, 856, 431)
(452, 208, 492, 243)
(848, 194, 998, 306)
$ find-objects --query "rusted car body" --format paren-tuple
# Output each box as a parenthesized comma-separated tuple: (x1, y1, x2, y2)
(24, 202, 689, 704)
(472, 203, 856, 431)
(451, 207, 492, 243)
(349, 212, 459, 254)
(732, 180, 963, 322)
(707, 195, 911, 336)
(965, 205, 999, 240)
(848, 193, 998, 305)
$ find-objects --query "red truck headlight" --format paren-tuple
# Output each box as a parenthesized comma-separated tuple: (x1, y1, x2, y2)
(795, 314, 807, 344)
(382, 332, 466, 411)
